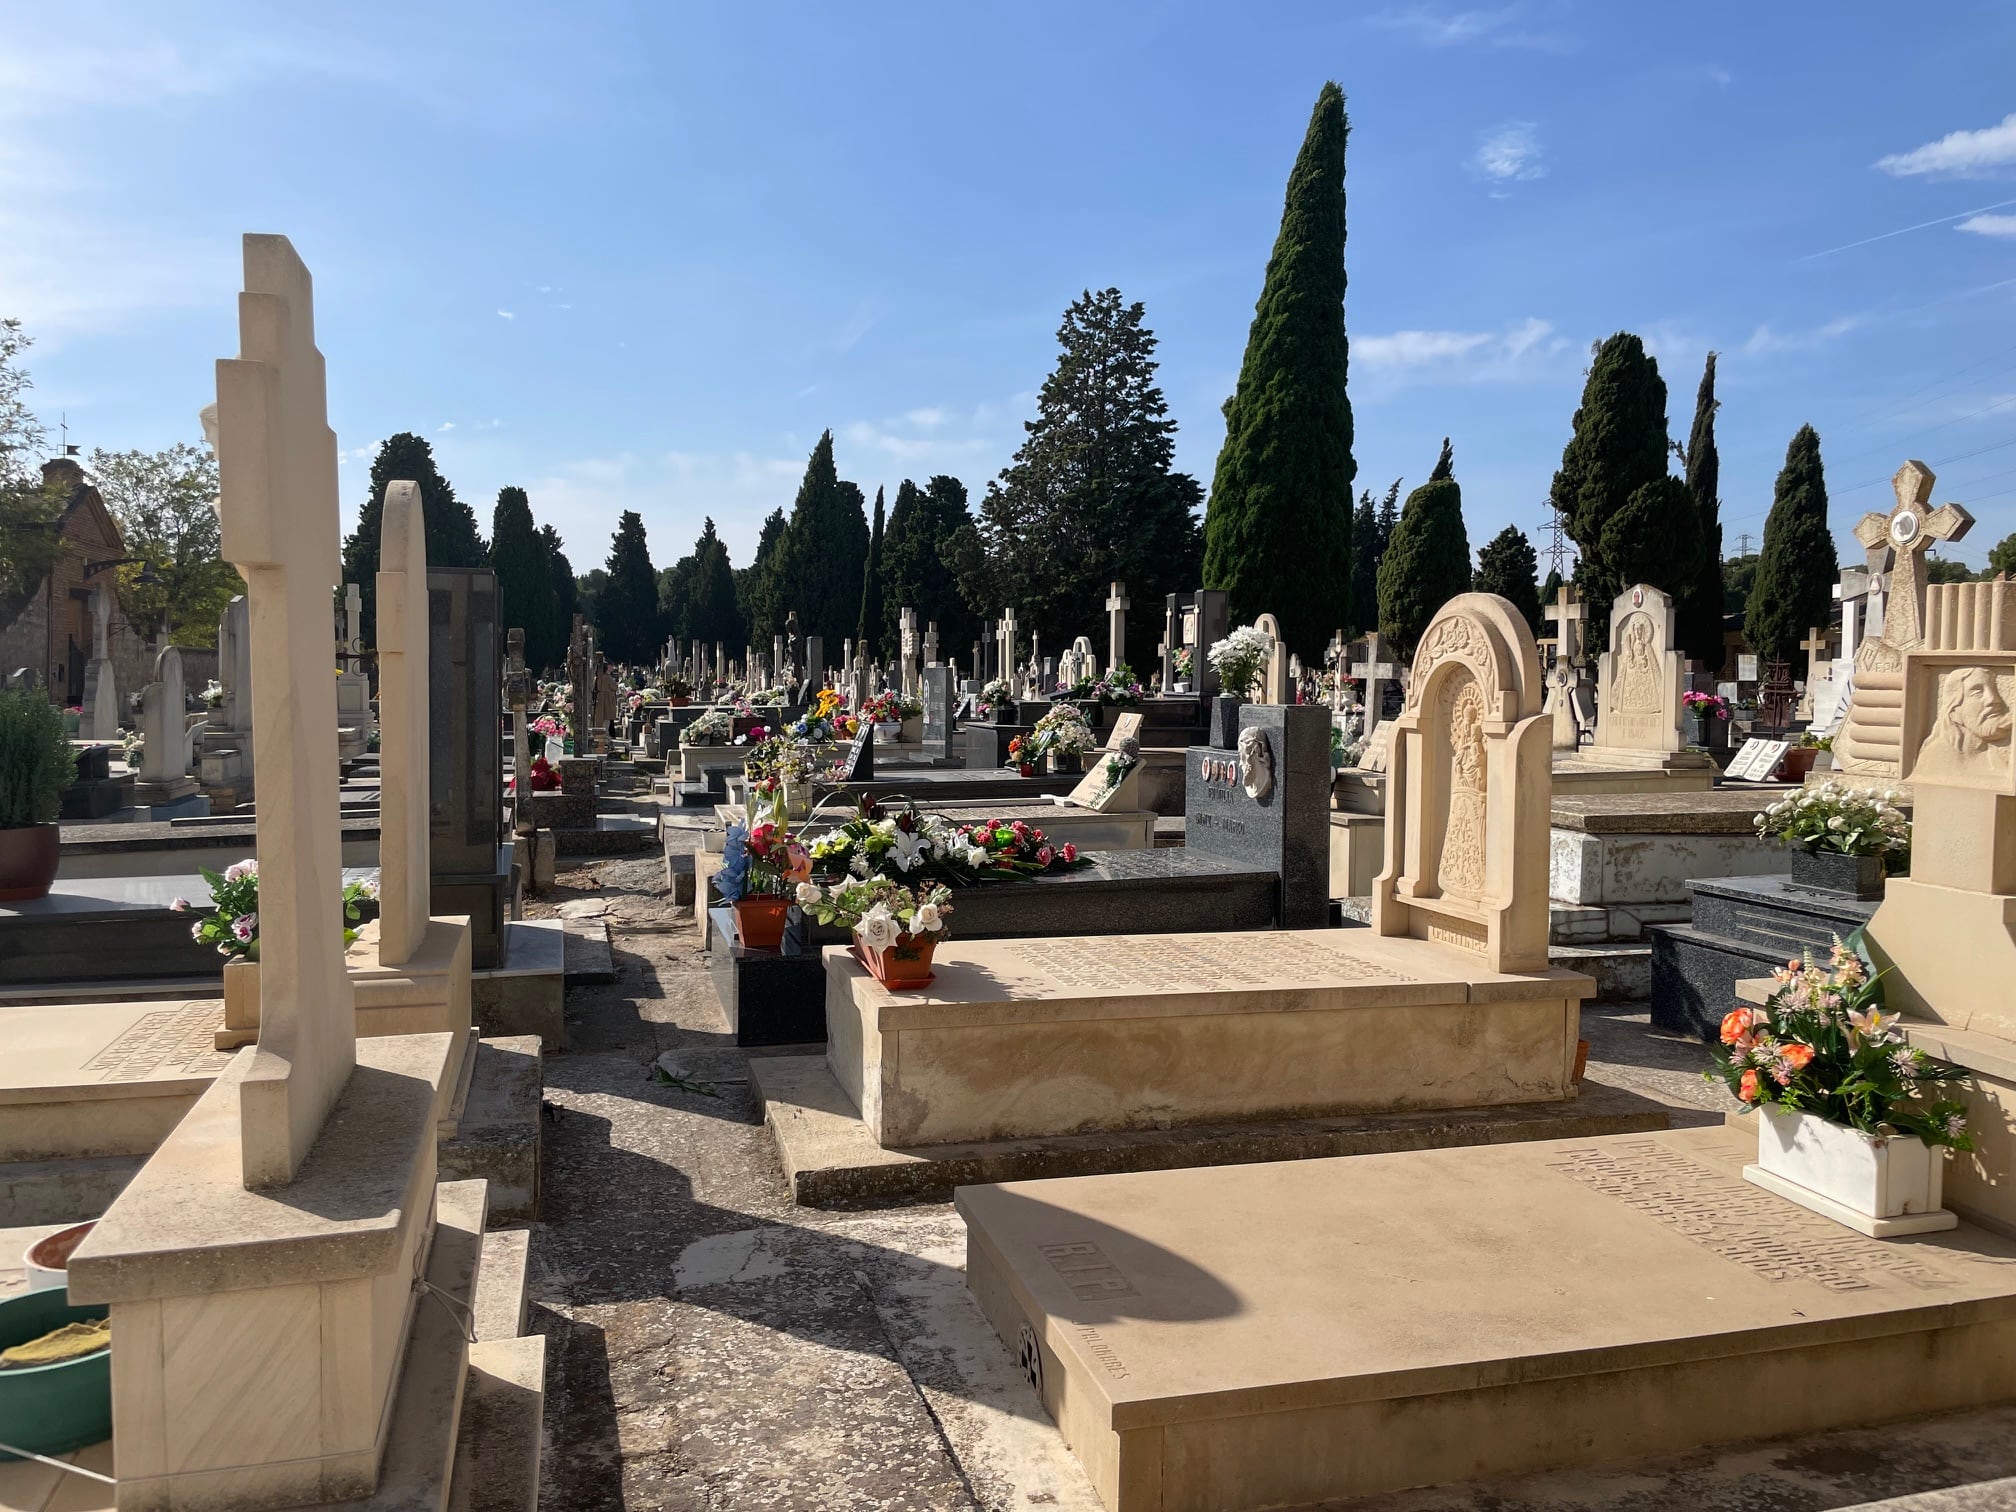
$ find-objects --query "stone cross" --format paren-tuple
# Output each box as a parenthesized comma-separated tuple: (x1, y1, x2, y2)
(505, 627, 534, 837)
(923, 620, 939, 666)
(1106, 581, 1129, 671)
(900, 606, 919, 695)
(1799, 625, 1830, 693)
(215, 595, 251, 734)
(1852, 459, 1975, 654)
(1544, 583, 1586, 668)
(79, 581, 120, 740)
(343, 582, 362, 670)
(772, 633, 786, 686)
(375, 480, 432, 969)
(1325, 630, 1351, 713)
(999, 608, 1018, 681)
(209, 233, 356, 1188)
(1159, 595, 1179, 688)
(1351, 631, 1400, 736)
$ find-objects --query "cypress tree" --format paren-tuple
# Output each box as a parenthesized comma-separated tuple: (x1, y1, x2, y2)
(1376, 440, 1471, 654)
(1599, 475, 1703, 603)
(339, 433, 485, 648)
(658, 553, 696, 643)
(686, 517, 742, 650)
(972, 290, 1202, 651)
(877, 479, 918, 658)
(1550, 334, 1671, 639)
(774, 431, 870, 651)
(888, 474, 983, 664)
(539, 524, 576, 666)
(1474, 524, 1543, 633)
(740, 508, 788, 646)
(1201, 81, 1354, 658)
(857, 485, 886, 658)
(490, 486, 557, 671)
(595, 510, 660, 664)
(1540, 566, 1563, 608)
(1746, 425, 1837, 667)
(1675, 352, 1726, 666)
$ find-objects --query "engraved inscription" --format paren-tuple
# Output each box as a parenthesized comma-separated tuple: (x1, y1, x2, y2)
(83, 1001, 234, 1083)
(1003, 936, 1415, 994)
(1426, 919, 1487, 954)
(1040, 1241, 1140, 1300)
(1075, 1324, 1131, 1379)
(1550, 1142, 1961, 1292)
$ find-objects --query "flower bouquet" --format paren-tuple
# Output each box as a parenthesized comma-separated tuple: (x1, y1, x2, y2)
(1171, 648, 1194, 691)
(1208, 625, 1273, 701)
(1682, 689, 1731, 721)
(178, 859, 377, 961)
(1707, 936, 1970, 1232)
(979, 677, 1016, 718)
(681, 707, 735, 747)
(807, 800, 1089, 886)
(1753, 781, 1909, 898)
(1090, 664, 1143, 706)
(859, 690, 907, 736)
(715, 821, 811, 948)
(799, 876, 954, 989)
(666, 677, 694, 706)
(1006, 734, 1033, 776)
(1031, 704, 1097, 770)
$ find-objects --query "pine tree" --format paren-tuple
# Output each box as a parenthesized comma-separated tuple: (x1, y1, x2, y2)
(1747, 425, 1837, 667)
(772, 431, 870, 651)
(685, 517, 742, 651)
(1550, 334, 1672, 639)
(857, 485, 886, 659)
(339, 433, 486, 647)
(539, 525, 576, 665)
(971, 289, 1202, 653)
(739, 508, 788, 648)
(1474, 524, 1543, 633)
(1675, 352, 1726, 665)
(1376, 440, 1471, 655)
(594, 511, 660, 664)
(490, 486, 558, 670)
(1201, 83, 1354, 657)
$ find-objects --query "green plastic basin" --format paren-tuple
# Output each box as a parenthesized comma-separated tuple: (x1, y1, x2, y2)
(0, 1287, 112, 1461)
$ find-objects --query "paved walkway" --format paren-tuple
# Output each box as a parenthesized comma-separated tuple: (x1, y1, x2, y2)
(525, 858, 2016, 1511)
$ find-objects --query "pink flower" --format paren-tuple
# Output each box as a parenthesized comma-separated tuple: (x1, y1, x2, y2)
(169, 897, 191, 912)
(223, 859, 258, 883)
(230, 914, 256, 944)
(1060, 843, 1078, 863)
(1037, 846, 1054, 866)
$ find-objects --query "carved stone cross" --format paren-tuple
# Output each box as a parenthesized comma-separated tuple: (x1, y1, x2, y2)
(1852, 460, 1974, 653)
(1351, 631, 1400, 733)
(1544, 583, 1586, 668)
(1799, 626, 1830, 683)
(1106, 581, 1129, 671)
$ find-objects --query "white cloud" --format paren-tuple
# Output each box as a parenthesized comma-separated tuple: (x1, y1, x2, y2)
(1473, 122, 1545, 190)
(1876, 113, 2016, 178)
(1368, 5, 1568, 50)
(1958, 213, 2016, 239)
(1356, 318, 1560, 386)
(497, 309, 516, 320)
(1739, 315, 1864, 357)
(437, 421, 456, 432)
(905, 407, 948, 428)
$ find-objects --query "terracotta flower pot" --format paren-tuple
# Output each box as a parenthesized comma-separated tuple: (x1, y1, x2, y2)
(0, 822, 60, 902)
(853, 931, 938, 989)
(732, 895, 793, 950)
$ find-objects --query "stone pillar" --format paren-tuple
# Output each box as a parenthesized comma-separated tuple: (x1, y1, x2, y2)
(1106, 581, 1129, 673)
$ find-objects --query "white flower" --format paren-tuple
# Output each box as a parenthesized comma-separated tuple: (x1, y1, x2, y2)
(849, 854, 872, 879)
(795, 882, 824, 908)
(230, 914, 256, 943)
(966, 846, 989, 869)
(1827, 816, 1847, 831)
(856, 904, 900, 951)
(890, 830, 926, 873)
(914, 902, 943, 934)
(223, 859, 257, 882)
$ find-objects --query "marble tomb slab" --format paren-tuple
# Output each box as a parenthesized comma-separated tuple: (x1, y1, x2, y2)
(958, 1124, 2016, 1512)
(827, 928, 1591, 1146)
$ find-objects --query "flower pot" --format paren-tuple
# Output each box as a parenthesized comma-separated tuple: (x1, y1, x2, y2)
(1747, 1108, 1955, 1235)
(899, 715, 922, 744)
(218, 958, 261, 1046)
(669, 696, 691, 707)
(1787, 846, 1885, 900)
(1017, 763, 1035, 778)
(1778, 747, 1819, 781)
(1172, 680, 1193, 695)
(1043, 750, 1065, 775)
(22, 1221, 94, 1293)
(1208, 695, 1244, 750)
(0, 822, 60, 902)
(0, 1287, 113, 1461)
(872, 720, 901, 742)
(852, 930, 938, 989)
(732, 895, 793, 950)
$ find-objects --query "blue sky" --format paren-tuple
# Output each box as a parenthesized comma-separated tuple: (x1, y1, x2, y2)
(8, 1, 2016, 585)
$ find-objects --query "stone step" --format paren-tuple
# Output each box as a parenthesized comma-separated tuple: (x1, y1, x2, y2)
(471, 920, 565, 1050)
(439, 1037, 544, 1223)
(562, 919, 616, 985)
(551, 814, 658, 857)
(474, 1228, 531, 1342)
(448, 1336, 547, 1512)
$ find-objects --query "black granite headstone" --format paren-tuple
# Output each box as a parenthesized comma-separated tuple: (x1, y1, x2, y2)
(427, 566, 509, 968)
(1184, 702, 1330, 929)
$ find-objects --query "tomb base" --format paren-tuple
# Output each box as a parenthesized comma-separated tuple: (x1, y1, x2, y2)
(958, 1125, 2016, 1512)
(750, 1052, 1668, 1206)
(129, 776, 199, 806)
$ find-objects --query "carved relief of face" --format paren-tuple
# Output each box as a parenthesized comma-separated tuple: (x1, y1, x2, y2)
(1237, 724, 1274, 801)
(1940, 667, 2012, 754)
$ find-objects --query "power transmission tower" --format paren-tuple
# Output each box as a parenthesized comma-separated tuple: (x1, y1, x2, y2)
(1536, 501, 1574, 580)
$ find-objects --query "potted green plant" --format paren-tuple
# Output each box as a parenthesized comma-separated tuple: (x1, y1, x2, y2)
(1752, 781, 1909, 900)
(715, 820, 810, 949)
(0, 691, 77, 900)
(801, 876, 955, 988)
(1707, 937, 1970, 1234)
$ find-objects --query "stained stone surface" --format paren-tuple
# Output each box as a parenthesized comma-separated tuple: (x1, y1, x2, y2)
(1181, 703, 1330, 927)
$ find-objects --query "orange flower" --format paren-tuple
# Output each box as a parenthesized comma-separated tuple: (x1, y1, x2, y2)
(1719, 1008, 1755, 1046)
(1738, 1069, 1761, 1103)
(1778, 1043, 1815, 1072)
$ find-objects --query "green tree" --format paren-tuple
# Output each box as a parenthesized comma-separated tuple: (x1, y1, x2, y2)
(339, 433, 486, 648)
(540, 525, 577, 668)
(1376, 440, 1471, 654)
(1675, 352, 1726, 665)
(1551, 333, 1672, 639)
(1746, 425, 1838, 667)
(771, 431, 869, 651)
(1473, 523, 1543, 633)
(89, 442, 239, 648)
(594, 510, 661, 664)
(968, 289, 1202, 656)
(740, 508, 788, 647)
(1348, 478, 1401, 637)
(490, 486, 559, 669)
(877, 478, 918, 657)
(1722, 552, 1760, 622)
(1599, 475, 1703, 596)
(0, 320, 66, 621)
(1986, 532, 2016, 578)
(857, 485, 886, 658)
(1925, 555, 1976, 584)
(685, 517, 742, 651)
(1541, 566, 1563, 607)
(886, 474, 983, 663)
(1201, 82, 1354, 657)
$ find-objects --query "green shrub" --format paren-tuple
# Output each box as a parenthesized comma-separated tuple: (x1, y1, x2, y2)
(0, 691, 77, 827)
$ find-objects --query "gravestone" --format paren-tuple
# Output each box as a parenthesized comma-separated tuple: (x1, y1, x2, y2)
(430, 565, 509, 968)
(1591, 583, 1686, 758)
(1254, 612, 1290, 704)
(900, 606, 919, 694)
(342, 581, 363, 669)
(921, 663, 955, 758)
(134, 645, 199, 802)
(1372, 592, 1550, 974)
(835, 723, 875, 782)
(1184, 702, 1330, 928)
(199, 593, 255, 792)
(923, 620, 939, 667)
(79, 579, 120, 739)
(1543, 583, 1591, 752)
(999, 608, 1019, 684)
(1350, 632, 1400, 741)
(806, 633, 825, 689)
(1106, 581, 1129, 672)
(1797, 625, 1831, 720)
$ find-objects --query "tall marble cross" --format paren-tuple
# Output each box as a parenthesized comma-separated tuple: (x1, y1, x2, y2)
(1325, 630, 1349, 712)
(923, 620, 939, 666)
(999, 608, 1018, 682)
(900, 606, 919, 695)
(1106, 581, 1129, 671)
(1852, 460, 1974, 654)
(1351, 632, 1400, 735)
(210, 233, 356, 1188)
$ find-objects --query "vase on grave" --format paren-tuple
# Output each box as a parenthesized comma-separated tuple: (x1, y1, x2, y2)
(1749, 1107, 1953, 1234)
(781, 781, 811, 821)
(0, 822, 60, 902)
(873, 720, 901, 742)
(1208, 694, 1243, 749)
(1778, 746, 1819, 781)
(899, 715, 922, 744)
(852, 931, 938, 989)
(1786, 846, 1887, 900)
(732, 895, 792, 950)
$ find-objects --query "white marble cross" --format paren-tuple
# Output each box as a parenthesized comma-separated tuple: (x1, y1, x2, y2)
(375, 480, 431, 969)
(343, 582, 362, 670)
(1106, 582, 1129, 672)
(999, 608, 1018, 680)
(1852, 460, 1974, 653)
(210, 234, 356, 1189)
(1351, 631, 1400, 733)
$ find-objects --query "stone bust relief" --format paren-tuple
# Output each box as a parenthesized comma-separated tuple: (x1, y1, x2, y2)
(1237, 724, 1274, 801)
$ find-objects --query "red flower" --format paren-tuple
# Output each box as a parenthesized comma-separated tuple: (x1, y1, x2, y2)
(1719, 1008, 1755, 1046)
(1060, 843, 1078, 863)
(1778, 1043, 1815, 1073)
(1037, 845, 1054, 866)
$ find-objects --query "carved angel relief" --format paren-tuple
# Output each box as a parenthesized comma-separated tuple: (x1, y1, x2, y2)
(1437, 675, 1488, 899)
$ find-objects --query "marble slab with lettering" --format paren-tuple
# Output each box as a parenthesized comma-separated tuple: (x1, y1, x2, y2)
(1727, 737, 1791, 782)
(2, 1000, 232, 1105)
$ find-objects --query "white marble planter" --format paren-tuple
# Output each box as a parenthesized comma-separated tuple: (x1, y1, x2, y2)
(872, 720, 901, 741)
(1744, 1107, 1956, 1237)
